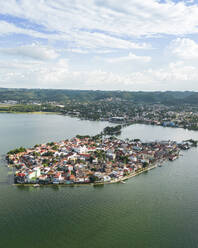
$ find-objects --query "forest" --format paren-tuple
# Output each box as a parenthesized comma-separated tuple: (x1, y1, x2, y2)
(0, 88, 198, 105)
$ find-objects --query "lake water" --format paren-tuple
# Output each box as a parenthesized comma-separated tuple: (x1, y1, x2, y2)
(1, 113, 198, 248)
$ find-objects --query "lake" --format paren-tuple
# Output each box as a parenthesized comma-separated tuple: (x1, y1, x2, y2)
(1, 113, 198, 248)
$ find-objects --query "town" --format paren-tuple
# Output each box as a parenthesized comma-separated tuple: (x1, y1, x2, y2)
(2, 96, 198, 131)
(63, 101, 198, 131)
(6, 135, 195, 186)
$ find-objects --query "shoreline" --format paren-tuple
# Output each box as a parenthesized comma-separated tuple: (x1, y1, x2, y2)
(7, 126, 192, 188)
(0, 111, 61, 115)
(13, 163, 158, 187)
(1, 110, 198, 132)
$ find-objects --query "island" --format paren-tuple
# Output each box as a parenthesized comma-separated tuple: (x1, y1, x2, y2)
(6, 135, 196, 186)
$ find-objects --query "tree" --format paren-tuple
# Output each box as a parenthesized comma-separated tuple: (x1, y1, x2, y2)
(142, 162, 148, 168)
(89, 175, 99, 183)
(7, 147, 26, 155)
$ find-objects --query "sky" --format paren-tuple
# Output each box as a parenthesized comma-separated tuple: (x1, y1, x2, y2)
(0, 0, 198, 91)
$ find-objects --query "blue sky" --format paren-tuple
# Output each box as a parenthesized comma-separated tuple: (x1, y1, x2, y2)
(0, 0, 198, 91)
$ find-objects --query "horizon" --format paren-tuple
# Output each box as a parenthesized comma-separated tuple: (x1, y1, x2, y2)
(0, 87, 198, 93)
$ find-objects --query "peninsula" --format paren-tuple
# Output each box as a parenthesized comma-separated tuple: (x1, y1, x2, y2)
(6, 135, 195, 186)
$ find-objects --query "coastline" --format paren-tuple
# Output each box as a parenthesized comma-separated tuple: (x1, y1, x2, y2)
(1, 109, 198, 131)
(0, 111, 61, 115)
(13, 163, 158, 187)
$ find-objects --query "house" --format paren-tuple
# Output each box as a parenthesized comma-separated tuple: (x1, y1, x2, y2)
(53, 172, 64, 184)
(84, 177, 90, 183)
(39, 175, 49, 183)
(67, 165, 74, 171)
(73, 145, 87, 154)
(67, 153, 78, 162)
(79, 154, 90, 161)
(33, 167, 41, 177)
(69, 174, 76, 182)
(92, 158, 98, 164)
(129, 155, 137, 162)
(76, 177, 85, 183)
(103, 175, 111, 182)
(106, 150, 116, 160)
(27, 171, 36, 180)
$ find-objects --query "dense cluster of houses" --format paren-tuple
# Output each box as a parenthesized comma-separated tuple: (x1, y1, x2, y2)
(108, 106, 198, 131)
(7, 136, 190, 185)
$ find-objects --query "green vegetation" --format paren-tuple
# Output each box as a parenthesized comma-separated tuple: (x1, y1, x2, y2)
(89, 175, 99, 183)
(42, 151, 54, 157)
(76, 135, 91, 139)
(8, 147, 26, 155)
(33, 151, 40, 157)
(47, 142, 55, 146)
(103, 125, 122, 135)
(0, 88, 198, 105)
(94, 150, 106, 161)
(185, 139, 198, 147)
(52, 145, 59, 150)
(0, 103, 62, 113)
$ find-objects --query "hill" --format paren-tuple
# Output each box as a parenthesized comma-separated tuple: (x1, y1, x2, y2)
(0, 88, 197, 105)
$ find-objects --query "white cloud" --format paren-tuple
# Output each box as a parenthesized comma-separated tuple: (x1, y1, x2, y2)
(147, 61, 197, 82)
(0, 21, 59, 40)
(0, 58, 197, 91)
(0, 58, 69, 87)
(1, 1, 198, 91)
(0, 44, 59, 60)
(106, 53, 151, 63)
(170, 38, 198, 60)
(1, 0, 198, 51)
(3, 1, 198, 36)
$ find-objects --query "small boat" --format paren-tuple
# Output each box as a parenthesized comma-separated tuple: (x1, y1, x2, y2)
(120, 181, 126, 184)
(169, 155, 178, 161)
(33, 184, 40, 187)
(53, 181, 60, 185)
(158, 164, 162, 167)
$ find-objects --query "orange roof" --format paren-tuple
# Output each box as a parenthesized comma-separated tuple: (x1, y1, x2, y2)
(70, 175, 75, 180)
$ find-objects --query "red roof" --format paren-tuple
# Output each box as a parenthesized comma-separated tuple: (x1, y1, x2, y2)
(79, 154, 90, 157)
(18, 173, 25, 177)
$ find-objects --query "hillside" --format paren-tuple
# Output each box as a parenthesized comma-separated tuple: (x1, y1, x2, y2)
(0, 88, 197, 105)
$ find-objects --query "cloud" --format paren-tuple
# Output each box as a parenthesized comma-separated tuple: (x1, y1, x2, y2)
(1, 1, 198, 91)
(0, 58, 197, 91)
(147, 61, 197, 82)
(169, 38, 198, 60)
(1, 0, 198, 51)
(0, 43, 59, 60)
(65, 48, 115, 54)
(0, 58, 69, 87)
(2, 1, 198, 36)
(106, 53, 151, 63)
(0, 21, 57, 39)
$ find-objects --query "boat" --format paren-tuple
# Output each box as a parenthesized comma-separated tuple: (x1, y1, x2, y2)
(169, 155, 178, 161)
(53, 181, 60, 185)
(33, 184, 40, 187)
(158, 164, 162, 167)
(120, 181, 126, 184)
